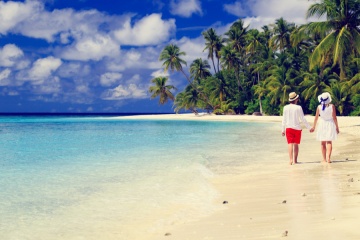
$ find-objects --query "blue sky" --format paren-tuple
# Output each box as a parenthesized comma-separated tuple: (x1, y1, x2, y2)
(0, 0, 315, 113)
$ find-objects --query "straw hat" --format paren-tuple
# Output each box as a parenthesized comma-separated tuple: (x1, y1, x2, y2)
(318, 92, 332, 104)
(288, 92, 299, 101)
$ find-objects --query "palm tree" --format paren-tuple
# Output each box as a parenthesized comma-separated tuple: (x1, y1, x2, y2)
(203, 28, 223, 73)
(190, 58, 212, 83)
(220, 44, 242, 91)
(173, 85, 201, 114)
(204, 75, 229, 103)
(149, 76, 177, 104)
(159, 44, 190, 83)
(246, 29, 266, 87)
(213, 100, 236, 115)
(253, 78, 268, 114)
(246, 29, 263, 60)
(265, 65, 294, 106)
(225, 19, 248, 53)
(305, 0, 360, 80)
(325, 80, 353, 115)
(300, 66, 336, 101)
(269, 18, 295, 52)
(159, 44, 212, 108)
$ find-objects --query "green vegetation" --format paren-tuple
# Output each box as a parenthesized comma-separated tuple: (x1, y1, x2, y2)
(150, 0, 360, 116)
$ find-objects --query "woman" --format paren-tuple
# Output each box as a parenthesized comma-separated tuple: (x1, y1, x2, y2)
(312, 92, 340, 163)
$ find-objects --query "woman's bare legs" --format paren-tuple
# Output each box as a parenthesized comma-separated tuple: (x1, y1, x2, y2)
(321, 141, 327, 162)
(326, 141, 332, 163)
(321, 141, 333, 163)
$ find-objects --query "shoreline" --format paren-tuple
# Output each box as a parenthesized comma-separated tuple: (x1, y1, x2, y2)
(118, 114, 360, 239)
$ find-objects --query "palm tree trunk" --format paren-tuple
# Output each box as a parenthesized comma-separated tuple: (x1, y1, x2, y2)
(257, 71, 263, 114)
(211, 56, 217, 74)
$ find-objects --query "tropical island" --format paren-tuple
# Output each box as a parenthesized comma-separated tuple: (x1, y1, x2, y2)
(149, 0, 360, 116)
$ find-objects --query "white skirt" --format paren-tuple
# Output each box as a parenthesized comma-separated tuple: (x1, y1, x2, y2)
(316, 119, 337, 141)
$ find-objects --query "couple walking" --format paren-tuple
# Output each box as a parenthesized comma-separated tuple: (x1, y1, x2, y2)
(281, 92, 340, 165)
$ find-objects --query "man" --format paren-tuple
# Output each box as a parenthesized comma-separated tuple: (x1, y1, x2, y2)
(282, 92, 314, 165)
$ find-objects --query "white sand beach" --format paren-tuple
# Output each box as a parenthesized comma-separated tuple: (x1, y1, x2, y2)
(119, 114, 360, 240)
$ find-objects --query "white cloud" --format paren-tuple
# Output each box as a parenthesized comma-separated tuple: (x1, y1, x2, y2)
(0, 68, 11, 86)
(250, 0, 312, 21)
(57, 63, 90, 78)
(102, 83, 147, 100)
(102, 74, 148, 100)
(8, 91, 19, 96)
(177, 36, 207, 65)
(5, 3, 115, 43)
(223, 1, 247, 17)
(114, 13, 175, 46)
(28, 56, 62, 83)
(100, 72, 123, 87)
(15, 8, 74, 42)
(0, 0, 41, 34)
(60, 34, 120, 61)
(151, 69, 169, 78)
(107, 47, 162, 72)
(76, 85, 90, 93)
(224, 0, 315, 29)
(0, 44, 24, 67)
(31, 76, 62, 94)
(170, 0, 202, 17)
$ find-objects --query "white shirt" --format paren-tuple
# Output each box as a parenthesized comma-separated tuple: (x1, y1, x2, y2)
(282, 104, 311, 132)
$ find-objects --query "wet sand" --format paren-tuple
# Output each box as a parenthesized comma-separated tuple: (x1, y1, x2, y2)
(119, 114, 360, 239)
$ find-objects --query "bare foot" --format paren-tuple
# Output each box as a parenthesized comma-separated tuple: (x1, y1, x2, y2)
(289, 161, 293, 165)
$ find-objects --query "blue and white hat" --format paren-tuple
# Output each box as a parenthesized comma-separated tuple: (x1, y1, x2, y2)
(318, 92, 332, 110)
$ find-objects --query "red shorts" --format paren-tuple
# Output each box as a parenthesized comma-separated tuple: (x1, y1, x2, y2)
(286, 128, 302, 144)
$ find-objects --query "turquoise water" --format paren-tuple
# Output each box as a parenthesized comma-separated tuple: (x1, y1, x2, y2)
(0, 116, 282, 240)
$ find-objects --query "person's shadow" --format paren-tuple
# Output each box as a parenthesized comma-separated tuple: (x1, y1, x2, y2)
(296, 159, 357, 164)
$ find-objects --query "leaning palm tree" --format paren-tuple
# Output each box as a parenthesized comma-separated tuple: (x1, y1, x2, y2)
(304, 0, 360, 80)
(159, 44, 213, 109)
(149, 76, 177, 104)
(159, 44, 189, 82)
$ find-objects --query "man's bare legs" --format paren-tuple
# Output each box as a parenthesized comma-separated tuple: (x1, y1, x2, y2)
(288, 144, 293, 164)
(320, 141, 333, 163)
(293, 144, 299, 163)
(288, 143, 299, 165)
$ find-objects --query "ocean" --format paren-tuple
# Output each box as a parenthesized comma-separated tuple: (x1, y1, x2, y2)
(0, 115, 283, 240)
